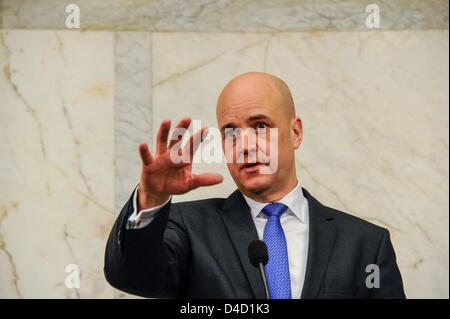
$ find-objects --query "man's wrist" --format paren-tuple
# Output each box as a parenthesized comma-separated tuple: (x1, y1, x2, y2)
(137, 185, 170, 210)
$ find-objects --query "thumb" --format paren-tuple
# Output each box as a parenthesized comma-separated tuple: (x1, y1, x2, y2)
(189, 173, 224, 190)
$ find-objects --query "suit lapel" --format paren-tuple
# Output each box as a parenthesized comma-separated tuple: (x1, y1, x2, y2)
(219, 189, 266, 299)
(300, 188, 339, 299)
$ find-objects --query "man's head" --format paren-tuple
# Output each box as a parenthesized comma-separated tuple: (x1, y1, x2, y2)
(216, 72, 303, 202)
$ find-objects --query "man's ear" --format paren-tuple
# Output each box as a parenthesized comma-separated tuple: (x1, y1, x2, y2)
(291, 117, 303, 149)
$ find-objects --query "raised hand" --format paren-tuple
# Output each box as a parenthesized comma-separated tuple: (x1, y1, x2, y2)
(137, 117, 223, 210)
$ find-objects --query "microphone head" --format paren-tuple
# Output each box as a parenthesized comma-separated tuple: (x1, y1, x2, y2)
(248, 240, 269, 267)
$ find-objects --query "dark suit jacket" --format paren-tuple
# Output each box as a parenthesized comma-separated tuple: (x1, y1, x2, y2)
(104, 187, 406, 299)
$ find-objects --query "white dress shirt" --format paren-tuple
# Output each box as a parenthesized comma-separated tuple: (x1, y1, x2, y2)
(126, 184, 170, 229)
(240, 181, 309, 299)
(126, 180, 310, 299)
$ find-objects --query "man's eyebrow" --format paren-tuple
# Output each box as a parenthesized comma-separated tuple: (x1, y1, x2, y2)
(220, 114, 272, 131)
(247, 114, 271, 122)
(220, 122, 235, 131)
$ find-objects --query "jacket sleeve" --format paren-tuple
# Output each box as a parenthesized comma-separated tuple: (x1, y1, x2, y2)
(104, 190, 190, 298)
(369, 229, 406, 299)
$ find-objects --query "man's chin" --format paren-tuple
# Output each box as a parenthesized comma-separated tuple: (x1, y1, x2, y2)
(240, 174, 273, 194)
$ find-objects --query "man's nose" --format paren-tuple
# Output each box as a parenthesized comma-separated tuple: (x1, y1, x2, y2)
(238, 130, 258, 158)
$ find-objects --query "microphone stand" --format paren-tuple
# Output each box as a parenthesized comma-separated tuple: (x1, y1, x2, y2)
(258, 262, 270, 299)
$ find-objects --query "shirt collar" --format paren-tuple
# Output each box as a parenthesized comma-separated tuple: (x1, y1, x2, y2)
(241, 179, 307, 223)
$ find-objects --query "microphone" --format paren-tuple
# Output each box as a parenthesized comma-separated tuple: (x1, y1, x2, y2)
(248, 240, 270, 299)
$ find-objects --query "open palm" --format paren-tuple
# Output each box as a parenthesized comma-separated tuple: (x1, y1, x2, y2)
(138, 117, 223, 208)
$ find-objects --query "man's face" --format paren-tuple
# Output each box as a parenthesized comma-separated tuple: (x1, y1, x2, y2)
(217, 78, 298, 197)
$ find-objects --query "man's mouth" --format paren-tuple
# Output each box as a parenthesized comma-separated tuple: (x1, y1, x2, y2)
(240, 162, 266, 172)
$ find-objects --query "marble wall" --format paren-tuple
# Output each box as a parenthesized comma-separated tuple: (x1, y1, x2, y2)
(0, 30, 115, 298)
(0, 1, 448, 298)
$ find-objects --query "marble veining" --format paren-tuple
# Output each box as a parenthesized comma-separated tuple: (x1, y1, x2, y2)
(1, 0, 448, 31)
(0, 30, 115, 298)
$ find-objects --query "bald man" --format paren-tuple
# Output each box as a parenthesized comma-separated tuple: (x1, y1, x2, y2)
(104, 72, 405, 299)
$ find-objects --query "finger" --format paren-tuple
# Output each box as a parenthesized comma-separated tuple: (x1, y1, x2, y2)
(182, 127, 208, 163)
(168, 117, 191, 148)
(189, 172, 223, 190)
(156, 119, 171, 155)
(139, 142, 154, 166)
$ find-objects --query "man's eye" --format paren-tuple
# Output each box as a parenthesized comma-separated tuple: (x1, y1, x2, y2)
(256, 122, 268, 129)
(224, 129, 237, 139)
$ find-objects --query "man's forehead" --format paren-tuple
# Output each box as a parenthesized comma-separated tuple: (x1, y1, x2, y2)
(217, 90, 278, 119)
(216, 72, 294, 126)
(217, 74, 280, 106)
(218, 101, 274, 121)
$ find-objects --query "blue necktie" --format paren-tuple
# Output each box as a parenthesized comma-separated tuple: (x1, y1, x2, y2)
(262, 203, 291, 299)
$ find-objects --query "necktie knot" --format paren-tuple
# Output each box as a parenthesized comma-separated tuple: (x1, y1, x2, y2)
(262, 203, 288, 218)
